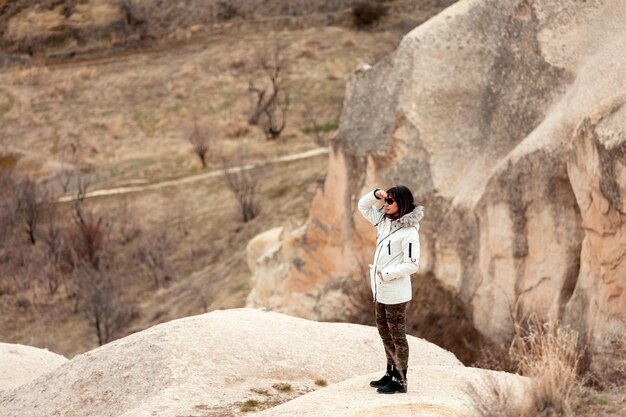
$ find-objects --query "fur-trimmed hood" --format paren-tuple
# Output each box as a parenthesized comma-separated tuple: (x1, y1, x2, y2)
(394, 205, 425, 228)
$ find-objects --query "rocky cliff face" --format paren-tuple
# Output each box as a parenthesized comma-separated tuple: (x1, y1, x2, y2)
(247, 0, 626, 363)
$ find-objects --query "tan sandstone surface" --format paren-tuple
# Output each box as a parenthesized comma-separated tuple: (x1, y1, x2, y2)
(246, 0, 626, 364)
(0, 343, 67, 391)
(0, 308, 468, 417)
(255, 366, 528, 417)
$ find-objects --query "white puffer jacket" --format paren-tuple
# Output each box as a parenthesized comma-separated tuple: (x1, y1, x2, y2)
(358, 190, 424, 304)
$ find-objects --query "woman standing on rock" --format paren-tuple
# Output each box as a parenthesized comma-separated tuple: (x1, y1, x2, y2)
(358, 186, 423, 394)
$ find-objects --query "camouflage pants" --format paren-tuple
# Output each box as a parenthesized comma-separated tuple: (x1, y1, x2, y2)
(375, 301, 409, 370)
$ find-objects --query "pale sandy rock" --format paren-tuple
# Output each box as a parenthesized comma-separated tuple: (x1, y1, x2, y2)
(563, 94, 626, 363)
(0, 309, 461, 417)
(254, 366, 529, 417)
(0, 343, 67, 391)
(247, 0, 626, 361)
(246, 226, 284, 276)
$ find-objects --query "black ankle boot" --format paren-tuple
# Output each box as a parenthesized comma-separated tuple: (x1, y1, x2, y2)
(369, 364, 394, 388)
(377, 367, 407, 394)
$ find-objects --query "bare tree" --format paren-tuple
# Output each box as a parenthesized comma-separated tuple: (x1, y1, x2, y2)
(68, 177, 107, 269)
(247, 40, 290, 140)
(16, 178, 49, 245)
(0, 168, 19, 246)
(223, 157, 265, 222)
(41, 205, 63, 295)
(187, 119, 210, 168)
(80, 262, 135, 346)
(302, 103, 337, 147)
(137, 230, 175, 287)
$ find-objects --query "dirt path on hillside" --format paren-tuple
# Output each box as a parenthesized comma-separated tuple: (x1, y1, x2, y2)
(57, 147, 329, 202)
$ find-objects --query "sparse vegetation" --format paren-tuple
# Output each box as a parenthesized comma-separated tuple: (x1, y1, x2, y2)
(468, 315, 626, 417)
(187, 120, 211, 168)
(352, 1, 388, 29)
(220, 147, 267, 223)
(314, 378, 328, 387)
(250, 388, 270, 396)
(240, 399, 260, 412)
(509, 316, 583, 416)
(272, 382, 292, 392)
(464, 375, 523, 417)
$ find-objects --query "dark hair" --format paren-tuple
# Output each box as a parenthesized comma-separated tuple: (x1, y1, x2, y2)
(386, 185, 416, 220)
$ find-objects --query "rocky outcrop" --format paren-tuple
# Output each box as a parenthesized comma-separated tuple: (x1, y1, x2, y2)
(0, 343, 67, 391)
(247, 0, 626, 363)
(0, 309, 462, 417)
(256, 366, 528, 417)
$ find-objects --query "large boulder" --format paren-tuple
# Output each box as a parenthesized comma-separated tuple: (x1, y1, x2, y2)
(0, 309, 461, 417)
(247, 0, 626, 362)
(0, 343, 67, 391)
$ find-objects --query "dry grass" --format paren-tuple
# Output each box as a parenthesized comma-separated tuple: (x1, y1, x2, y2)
(465, 374, 524, 417)
(467, 315, 626, 417)
(509, 316, 583, 417)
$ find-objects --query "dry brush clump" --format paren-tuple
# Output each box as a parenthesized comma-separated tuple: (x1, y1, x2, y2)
(186, 119, 211, 168)
(464, 374, 525, 417)
(468, 315, 586, 417)
(509, 316, 583, 417)
(352, 0, 388, 29)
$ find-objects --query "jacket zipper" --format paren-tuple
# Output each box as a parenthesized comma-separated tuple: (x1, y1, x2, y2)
(372, 227, 402, 302)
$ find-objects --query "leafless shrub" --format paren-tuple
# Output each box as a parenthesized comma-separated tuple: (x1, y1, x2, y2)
(586, 333, 626, 389)
(301, 103, 337, 147)
(352, 1, 388, 29)
(56, 163, 77, 195)
(16, 178, 50, 245)
(112, 200, 142, 245)
(0, 168, 19, 244)
(187, 119, 211, 168)
(41, 206, 64, 295)
(65, 179, 108, 269)
(79, 262, 136, 345)
(223, 160, 265, 222)
(117, 0, 152, 41)
(215, 1, 241, 21)
(137, 230, 175, 288)
(247, 40, 290, 140)
(119, 0, 147, 27)
(65, 212, 107, 270)
(214, 142, 266, 223)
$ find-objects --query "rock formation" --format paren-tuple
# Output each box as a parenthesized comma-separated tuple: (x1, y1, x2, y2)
(0, 309, 463, 417)
(0, 343, 67, 391)
(247, 0, 626, 364)
(255, 366, 528, 417)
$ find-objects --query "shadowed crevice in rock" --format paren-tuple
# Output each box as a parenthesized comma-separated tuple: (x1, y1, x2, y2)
(408, 272, 487, 365)
(597, 139, 626, 214)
